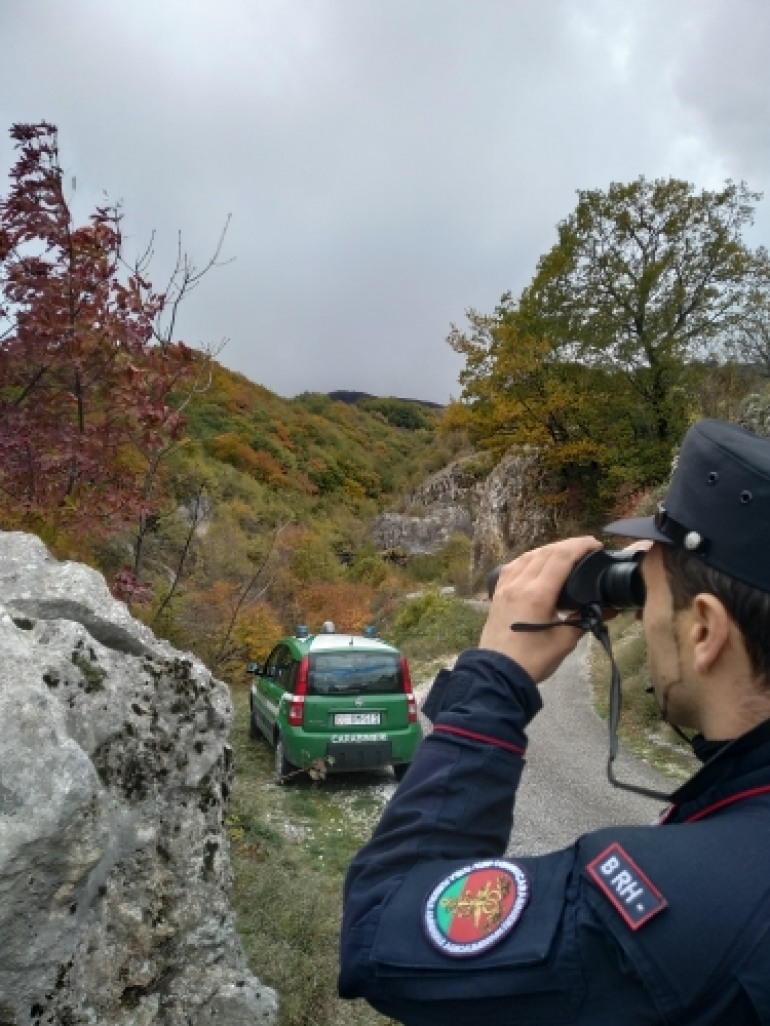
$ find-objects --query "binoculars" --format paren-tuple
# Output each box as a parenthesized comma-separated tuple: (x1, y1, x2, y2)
(488, 548, 646, 612)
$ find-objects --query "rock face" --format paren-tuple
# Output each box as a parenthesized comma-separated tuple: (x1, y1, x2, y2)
(469, 450, 555, 575)
(0, 532, 277, 1026)
(372, 450, 555, 580)
(372, 507, 473, 556)
(738, 393, 770, 437)
(371, 456, 478, 556)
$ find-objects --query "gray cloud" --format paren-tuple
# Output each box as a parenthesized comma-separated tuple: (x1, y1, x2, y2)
(1, 0, 769, 403)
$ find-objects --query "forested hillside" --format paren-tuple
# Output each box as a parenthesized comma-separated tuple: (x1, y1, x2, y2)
(184, 369, 444, 505)
(14, 357, 461, 678)
(116, 365, 462, 673)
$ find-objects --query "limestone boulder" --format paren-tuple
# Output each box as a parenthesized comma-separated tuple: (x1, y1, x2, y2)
(0, 532, 276, 1026)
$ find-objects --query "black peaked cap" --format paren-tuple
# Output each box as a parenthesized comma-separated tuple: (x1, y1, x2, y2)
(605, 419, 770, 593)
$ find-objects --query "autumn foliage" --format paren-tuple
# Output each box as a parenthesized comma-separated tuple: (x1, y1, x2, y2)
(0, 122, 195, 542)
(448, 177, 770, 518)
(0, 121, 456, 680)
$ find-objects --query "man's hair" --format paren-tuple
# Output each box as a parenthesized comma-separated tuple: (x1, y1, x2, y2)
(661, 545, 770, 686)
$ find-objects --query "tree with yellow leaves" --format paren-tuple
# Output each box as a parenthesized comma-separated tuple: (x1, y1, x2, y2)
(448, 177, 768, 521)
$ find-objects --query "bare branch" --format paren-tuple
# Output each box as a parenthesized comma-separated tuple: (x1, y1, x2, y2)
(152, 214, 234, 347)
(151, 485, 208, 624)
(210, 521, 292, 672)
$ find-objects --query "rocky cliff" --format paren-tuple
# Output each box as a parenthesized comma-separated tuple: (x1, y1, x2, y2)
(372, 449, 555, 580)
(0, 533, 276, 1026)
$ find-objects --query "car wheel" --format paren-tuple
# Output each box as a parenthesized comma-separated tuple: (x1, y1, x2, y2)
(392, 763, 410, 783)
(275, 736, 299, 785)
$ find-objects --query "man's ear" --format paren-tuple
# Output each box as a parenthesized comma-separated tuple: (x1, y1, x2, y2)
(690, 593, 731, 674)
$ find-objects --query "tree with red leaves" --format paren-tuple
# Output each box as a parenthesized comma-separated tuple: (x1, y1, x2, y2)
(0, 122, 201, 548)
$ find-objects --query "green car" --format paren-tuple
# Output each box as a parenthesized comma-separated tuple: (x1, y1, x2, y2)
(248, 624, 423, 784)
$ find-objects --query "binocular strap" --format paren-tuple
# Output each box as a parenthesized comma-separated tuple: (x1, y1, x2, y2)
(511, 605, 672, 803)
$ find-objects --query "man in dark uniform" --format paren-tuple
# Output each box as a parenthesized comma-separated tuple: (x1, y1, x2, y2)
(338, 419, 770, 1024)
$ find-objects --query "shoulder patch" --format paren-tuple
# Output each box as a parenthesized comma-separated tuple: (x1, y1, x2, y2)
(586, 842, 667, 931)
(424, 859, 529, 957)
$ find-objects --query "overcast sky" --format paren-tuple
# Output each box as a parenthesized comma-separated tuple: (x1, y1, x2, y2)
(2, 1, 769, 404)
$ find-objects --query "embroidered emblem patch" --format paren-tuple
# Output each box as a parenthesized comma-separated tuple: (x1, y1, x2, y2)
(424, 859, 529, 957)
(586, 842, 667, 931)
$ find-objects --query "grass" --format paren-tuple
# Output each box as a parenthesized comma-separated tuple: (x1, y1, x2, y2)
(588, 613, 698, 782)
(227, 683, 400, 1026)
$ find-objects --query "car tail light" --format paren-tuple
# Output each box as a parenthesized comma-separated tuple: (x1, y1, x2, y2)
(288, 657, 309, 727)
(400, 656, 418, 724)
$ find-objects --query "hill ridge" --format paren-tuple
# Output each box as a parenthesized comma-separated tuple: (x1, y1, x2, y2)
(323, 390, 445, 410)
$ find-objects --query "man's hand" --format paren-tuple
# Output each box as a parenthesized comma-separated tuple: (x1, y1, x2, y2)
(479, 536, 602, 684)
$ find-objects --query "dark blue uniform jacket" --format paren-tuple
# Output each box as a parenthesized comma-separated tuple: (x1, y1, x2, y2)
(338, 650, 770, 1025)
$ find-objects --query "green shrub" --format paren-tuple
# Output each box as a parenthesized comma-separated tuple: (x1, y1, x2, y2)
(386, 591, 486, 662)
(347, 551, 388, 586)
(405, 534, 473, 595)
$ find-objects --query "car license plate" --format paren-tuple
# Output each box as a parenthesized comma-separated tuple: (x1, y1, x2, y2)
(333, 712, 381, 726)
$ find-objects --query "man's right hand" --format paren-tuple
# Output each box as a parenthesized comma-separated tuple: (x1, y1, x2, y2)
(479, 536, 602, 684)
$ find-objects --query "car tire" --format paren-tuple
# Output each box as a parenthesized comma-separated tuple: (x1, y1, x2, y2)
(275, 735, 299, 785)
(392, 763, 410, 783)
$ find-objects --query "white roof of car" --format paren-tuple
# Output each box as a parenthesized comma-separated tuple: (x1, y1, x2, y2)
(307, 633, 397, 653)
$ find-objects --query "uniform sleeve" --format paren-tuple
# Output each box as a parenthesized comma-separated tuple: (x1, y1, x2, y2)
(338, 649, 650, 1025)
(339, 649, 770, 1025)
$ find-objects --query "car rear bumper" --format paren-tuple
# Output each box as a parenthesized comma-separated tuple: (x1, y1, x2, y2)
(326, 739, 393, 771)
(284, 726, 422, 772)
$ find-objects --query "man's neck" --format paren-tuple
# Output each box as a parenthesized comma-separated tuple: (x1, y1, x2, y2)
(698, 681, 770, 742)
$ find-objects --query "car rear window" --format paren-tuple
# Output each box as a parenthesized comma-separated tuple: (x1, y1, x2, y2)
(308, 651, 402, 696)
